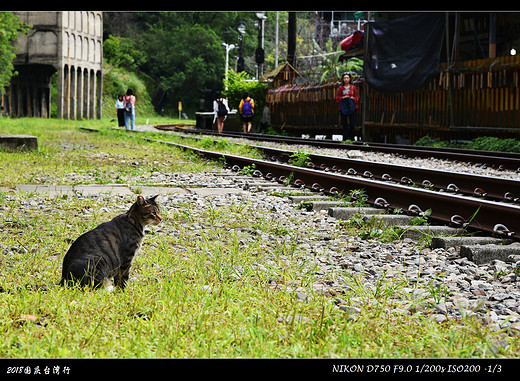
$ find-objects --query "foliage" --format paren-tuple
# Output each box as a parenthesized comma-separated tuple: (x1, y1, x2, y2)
(415, 135, 520, 153)
(223, 70, 267, 125)
(318, 42, 364, 82)
(103, 35, 146, 71)
(138, 23, 225, 115)
(468, 136, 520, 153)
(289, 150, 311, 167)
(102, 11, 289, 115)
(0, 12, 30, 93)
(102, 64, 156, 117)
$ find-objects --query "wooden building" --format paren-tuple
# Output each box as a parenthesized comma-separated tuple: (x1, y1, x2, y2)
(265, 12, 520, 143)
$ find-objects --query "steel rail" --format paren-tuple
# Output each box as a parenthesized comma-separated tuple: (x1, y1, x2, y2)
(167, 127, 520, 171)
(253, 144, 520, 204)
(144, 137, 520, 239)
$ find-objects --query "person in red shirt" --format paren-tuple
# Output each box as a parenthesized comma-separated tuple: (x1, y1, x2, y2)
(335, 72, 359, 141)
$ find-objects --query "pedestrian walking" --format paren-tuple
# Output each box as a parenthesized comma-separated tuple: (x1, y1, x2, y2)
(124, 88, 136, 131)
(335, 73, 359, 141)
(213, 91, 229, 134)
(239, 91, 254, 133)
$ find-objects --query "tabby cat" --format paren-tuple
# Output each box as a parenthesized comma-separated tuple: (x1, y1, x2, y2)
(60, 195, 162, 289)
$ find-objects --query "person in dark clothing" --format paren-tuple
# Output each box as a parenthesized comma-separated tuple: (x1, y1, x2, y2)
(115, 94, 125, 127)
(335, 73, 359, 141)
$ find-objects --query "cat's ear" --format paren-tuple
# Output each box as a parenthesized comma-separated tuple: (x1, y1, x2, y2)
(137, 195, 145, 205)
(149, 195, 159, 204)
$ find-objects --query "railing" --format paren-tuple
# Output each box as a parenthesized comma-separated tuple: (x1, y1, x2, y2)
(365, 55, 520, 129)
(266, 55, 520, 135)
(266, 81, 343, 129)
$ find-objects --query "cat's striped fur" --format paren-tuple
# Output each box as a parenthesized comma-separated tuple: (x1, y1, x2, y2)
(60, 195, 162, 289)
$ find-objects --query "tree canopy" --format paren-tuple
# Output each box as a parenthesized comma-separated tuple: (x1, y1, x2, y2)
(102, 11, 362, 115)
(0, 12, 30, 93)
(103, 11, 288, 114)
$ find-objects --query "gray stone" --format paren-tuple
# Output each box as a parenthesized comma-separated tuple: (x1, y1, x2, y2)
(0, 135, 38, 151)
(288, 195, 329, 203)
(432, 236, 513, 249)
(460, 244, 520, 264)
(362, 214, 414, 227)
(309, 201, 344, 211)
(338, 305, 362, 315)
(328, 207, 383, 220)
(402, 226, 460, 240)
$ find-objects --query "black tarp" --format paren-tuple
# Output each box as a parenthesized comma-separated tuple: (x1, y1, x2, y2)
(364, 13, 446, 93)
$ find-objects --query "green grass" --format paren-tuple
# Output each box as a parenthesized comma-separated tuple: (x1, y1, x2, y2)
(0, 117, 519, 358)
(0, 117, 213, 187)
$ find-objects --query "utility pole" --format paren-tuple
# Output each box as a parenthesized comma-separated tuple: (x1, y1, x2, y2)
(275, 12, 279, 67)
(287, 12, 297, 66)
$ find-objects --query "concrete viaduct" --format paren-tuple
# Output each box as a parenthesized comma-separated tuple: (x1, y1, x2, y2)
(1, 11, 103, 120)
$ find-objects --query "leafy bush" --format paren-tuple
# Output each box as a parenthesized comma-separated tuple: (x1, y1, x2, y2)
(468, 136, 520, 153)
(102, 64, 155, 117)
(103, 35, 146, 71)
(223, 70, 268, 126)
(416, 135, 520, 153)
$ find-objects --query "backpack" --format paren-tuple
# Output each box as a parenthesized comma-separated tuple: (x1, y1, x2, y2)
(217, 99, 228, 117)
(124, 96, 133, 114)
(242, 98, 253, 116)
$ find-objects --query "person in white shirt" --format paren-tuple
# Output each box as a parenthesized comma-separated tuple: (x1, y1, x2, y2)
(213, 91, 229, 134)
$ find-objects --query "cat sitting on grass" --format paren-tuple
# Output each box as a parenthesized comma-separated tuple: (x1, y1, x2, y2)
(60, 195, 162, 290)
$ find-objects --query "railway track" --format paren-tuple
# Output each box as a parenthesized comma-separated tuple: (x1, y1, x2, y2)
(160, 126, 520, 172)
(144, 136, 520, 241)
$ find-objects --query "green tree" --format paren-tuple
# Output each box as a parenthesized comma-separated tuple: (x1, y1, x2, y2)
(318, 42, 363, 82)
(139, 22, 225, 114)
(103, 35, 146, 71)
(0, 12, 30, 93)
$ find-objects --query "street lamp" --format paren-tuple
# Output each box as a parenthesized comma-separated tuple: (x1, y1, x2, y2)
(237, 21, 247, 72)
(255, 12, 267, 77)
(222, 43, 235, 89)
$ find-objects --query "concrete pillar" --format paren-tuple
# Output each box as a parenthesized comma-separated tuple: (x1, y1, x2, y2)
(89, 69, 95, 119)
(69, 66, 76, 119)
(83, 68, 89, 119)
(76, 67, 83, 119)
(96, 70, 102, 119)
